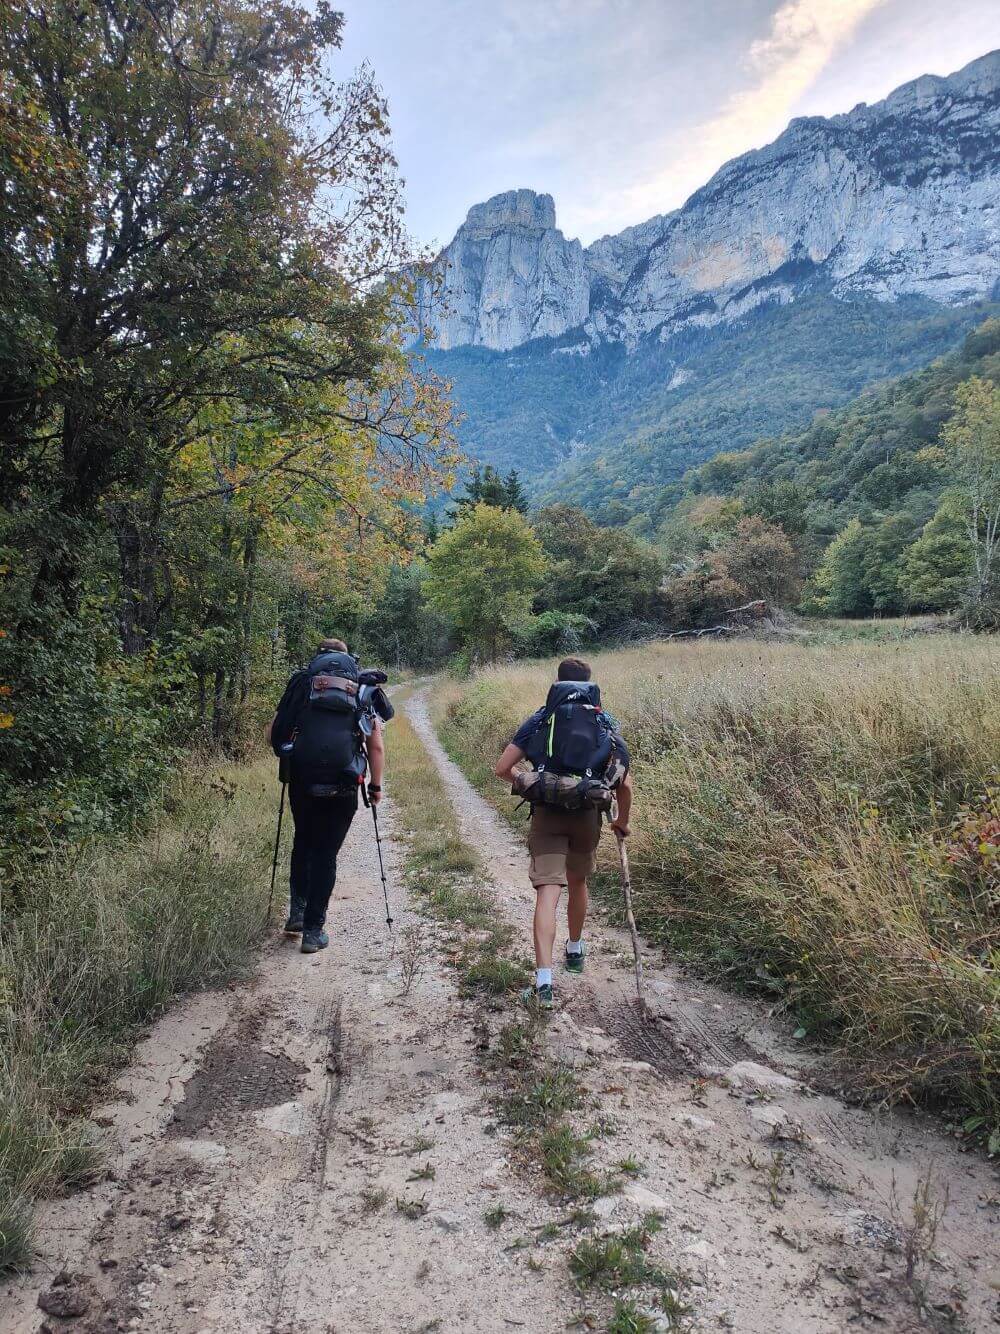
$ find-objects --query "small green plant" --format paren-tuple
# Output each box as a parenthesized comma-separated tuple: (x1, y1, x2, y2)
(484, 1203, 512, 1230)
(405, 1135, 435, 1156)
(461, 956, 530, 997)
(502, 1068, 584, 1128)
(658, 1274, 695, 1332)
(491, 1019, 540, 1071)
(407, 1162, 436, 1182)
(396, 1195, 429, 1220)
(539, 1124, 604, 1200)
(607, 1299, 658, 1334)
(617, 1156, 643, 1178)
(569, 1216, 666, 1292)
(359, 1186, 388, 1214)
(590, 1115, 619, 1139)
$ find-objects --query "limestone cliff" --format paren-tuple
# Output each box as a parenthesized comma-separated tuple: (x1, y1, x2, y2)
(413, 50, 1000, 352)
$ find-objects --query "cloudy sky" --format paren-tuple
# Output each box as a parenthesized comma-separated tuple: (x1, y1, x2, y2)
(338, 0, 1000, 250)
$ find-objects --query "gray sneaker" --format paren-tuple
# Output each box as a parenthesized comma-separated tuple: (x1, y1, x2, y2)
(283, 896, 306, 935)
(300, 928, 329, 954)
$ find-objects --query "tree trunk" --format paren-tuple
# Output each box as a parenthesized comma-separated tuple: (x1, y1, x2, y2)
(110, 483, 167, 656)
(212, 668, 227, 742)
(238, 524, 259, 707)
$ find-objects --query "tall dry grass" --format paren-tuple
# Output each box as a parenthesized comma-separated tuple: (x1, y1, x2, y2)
(434, 637, 1000, 1136)
(0, 753, 277, 1271)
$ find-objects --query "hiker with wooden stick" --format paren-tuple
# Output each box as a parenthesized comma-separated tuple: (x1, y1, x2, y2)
(494, 657, 633, 1010)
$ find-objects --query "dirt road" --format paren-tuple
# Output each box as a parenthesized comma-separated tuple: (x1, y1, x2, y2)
(3, 688, 998, 1333)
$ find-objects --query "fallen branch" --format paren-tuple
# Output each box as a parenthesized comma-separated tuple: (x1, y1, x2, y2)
(664, 623, 737, 640)
(665, 600, 772, 640)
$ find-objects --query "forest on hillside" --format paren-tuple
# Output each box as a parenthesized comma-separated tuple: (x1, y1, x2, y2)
(672, 318, 1000, 619)
(424, 294, 1000, 518)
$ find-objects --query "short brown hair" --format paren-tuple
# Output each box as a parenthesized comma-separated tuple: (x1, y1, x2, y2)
(319, 637, 348, 653)
(557, 657, 591, 681)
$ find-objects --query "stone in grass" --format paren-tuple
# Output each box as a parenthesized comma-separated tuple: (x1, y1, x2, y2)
(622, 1182, 670, 1213)
(749, 1104, 806, 1142)
(726, 1061, 799, 1093)
(38, 1273, 91, 1319)
(673, 1111, 716, 1132)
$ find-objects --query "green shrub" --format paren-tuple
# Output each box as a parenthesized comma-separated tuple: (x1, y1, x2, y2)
(0, 597, 186, 873)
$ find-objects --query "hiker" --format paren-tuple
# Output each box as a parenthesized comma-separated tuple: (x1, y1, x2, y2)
(266, 637, 388, 954)
(494, 656, 632, 1009)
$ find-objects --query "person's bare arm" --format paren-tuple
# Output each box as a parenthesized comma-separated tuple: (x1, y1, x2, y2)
(367, 719, 385, 803)
(495, 743, 526, 783)
(610, 771, 633, 837)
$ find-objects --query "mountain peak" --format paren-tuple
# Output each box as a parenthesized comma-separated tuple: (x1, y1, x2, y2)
(884, 47, 1000, 111)
(464, 189, 557, 234)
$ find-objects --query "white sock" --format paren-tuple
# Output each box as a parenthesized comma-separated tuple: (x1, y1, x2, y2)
(566, 938, 584, 955)
(535, 967, 553, 989)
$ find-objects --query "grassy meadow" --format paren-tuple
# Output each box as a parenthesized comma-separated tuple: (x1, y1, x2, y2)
(434, 635, 1000, 1139)
(0, 754, 277, 1271)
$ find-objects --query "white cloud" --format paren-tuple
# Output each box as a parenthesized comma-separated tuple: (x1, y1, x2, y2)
(569, 0, 889, 237)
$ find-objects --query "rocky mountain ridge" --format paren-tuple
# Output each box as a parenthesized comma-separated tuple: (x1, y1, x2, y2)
(413, 50, 1000, 354)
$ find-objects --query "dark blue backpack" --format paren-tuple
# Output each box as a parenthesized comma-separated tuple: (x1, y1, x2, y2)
(523, 681, 613, 779)
(288, 651, 367, 787)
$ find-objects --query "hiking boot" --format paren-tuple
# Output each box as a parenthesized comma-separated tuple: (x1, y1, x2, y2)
(564, 944, 585, 975)
(300, 928, 329, 954)
(520, 983, 554, 1011)
(283, 897, 306, 935)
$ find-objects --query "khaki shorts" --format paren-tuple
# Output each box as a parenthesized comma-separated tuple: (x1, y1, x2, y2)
(527, 806, 602, 888)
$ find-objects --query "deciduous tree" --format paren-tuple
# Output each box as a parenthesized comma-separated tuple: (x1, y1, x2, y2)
(942, 377, 1000, 621)
(424, 504, 546, 661)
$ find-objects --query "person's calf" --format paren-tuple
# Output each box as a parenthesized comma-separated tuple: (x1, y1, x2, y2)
(530, 882, 562, 1002)
(531, 883, 561, 970)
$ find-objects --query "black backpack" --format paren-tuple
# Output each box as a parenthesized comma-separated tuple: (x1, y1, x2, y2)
(288, 651, 368, 789)
(523, 681, 614, 780)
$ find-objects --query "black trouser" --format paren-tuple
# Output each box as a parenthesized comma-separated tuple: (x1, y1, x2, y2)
(288, 784, 358, 930)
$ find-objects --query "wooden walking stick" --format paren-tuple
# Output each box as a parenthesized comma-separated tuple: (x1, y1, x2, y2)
(614, 829, 651, 1020)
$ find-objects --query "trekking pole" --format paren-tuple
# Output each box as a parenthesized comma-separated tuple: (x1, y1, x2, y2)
(267, 779, 287, 929)
(360, 779, 393, 929)
(615, 830, 650, 1020)
(371, 801, 393, 929)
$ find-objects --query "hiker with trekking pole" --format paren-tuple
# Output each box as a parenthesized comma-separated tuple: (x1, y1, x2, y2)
(494, 656, 635, 1011)
(265, 637, 394, 953)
